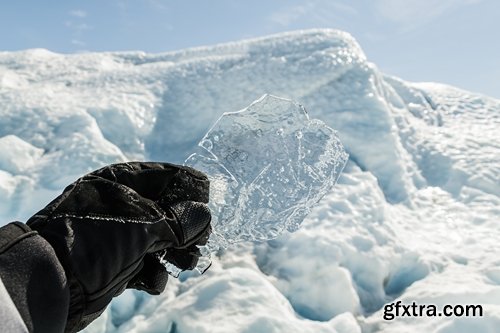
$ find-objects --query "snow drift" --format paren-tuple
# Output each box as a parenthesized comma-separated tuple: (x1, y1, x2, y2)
(0, 29, 499, 333)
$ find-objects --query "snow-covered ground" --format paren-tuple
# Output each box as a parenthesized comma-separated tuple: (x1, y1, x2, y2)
(1, 29, 499, 332)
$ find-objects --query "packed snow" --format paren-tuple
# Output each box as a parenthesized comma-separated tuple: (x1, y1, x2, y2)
(0, 29, 499, 333)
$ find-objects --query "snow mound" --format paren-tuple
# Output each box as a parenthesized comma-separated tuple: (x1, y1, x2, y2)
(0, 135, 44, 173)
(0, 29, 499, 332)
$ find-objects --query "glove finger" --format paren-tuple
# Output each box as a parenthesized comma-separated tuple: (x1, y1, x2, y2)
(87, 162, 210, 204)
(150, 201, 212, 272)
(163, 246, 201, 271)
(156, 165, 210, 209)
(127, 254, 168, 295)
(167, 201, 212, 248)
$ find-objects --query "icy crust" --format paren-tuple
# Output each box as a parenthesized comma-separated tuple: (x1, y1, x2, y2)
(186, 95, 348, 248)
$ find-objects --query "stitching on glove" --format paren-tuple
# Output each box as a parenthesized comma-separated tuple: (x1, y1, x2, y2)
(50, 213, 167, 224)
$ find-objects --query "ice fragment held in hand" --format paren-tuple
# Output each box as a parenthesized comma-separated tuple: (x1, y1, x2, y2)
(187, 94, 348, 251)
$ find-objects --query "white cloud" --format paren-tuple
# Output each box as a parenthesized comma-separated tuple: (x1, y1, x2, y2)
(65, 21, 92, 33)
(71, 39, 86, 47)
(269, 3, 313, 27)
(374, 0, 483, 27)
(330, 2, 358, 16)
(69, 9, 87, 18)
(65, 10, 91, 50)
(269, 0, 358, 28)
(146, 0, 168, 11)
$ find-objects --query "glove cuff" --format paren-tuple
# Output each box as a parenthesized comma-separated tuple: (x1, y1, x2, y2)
(0, 222, 70, 332)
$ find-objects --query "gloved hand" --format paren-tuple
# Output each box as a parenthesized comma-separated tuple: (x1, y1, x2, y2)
(26, 162, 211, 333)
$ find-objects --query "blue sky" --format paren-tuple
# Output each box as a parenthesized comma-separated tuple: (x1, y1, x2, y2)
(1, 0, 498, 98)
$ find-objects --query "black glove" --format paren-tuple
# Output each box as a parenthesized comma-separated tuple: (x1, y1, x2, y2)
(27, 162, 211, 333)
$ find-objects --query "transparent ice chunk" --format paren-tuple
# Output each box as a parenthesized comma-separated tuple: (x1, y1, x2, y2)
(161, 94, 348, 276)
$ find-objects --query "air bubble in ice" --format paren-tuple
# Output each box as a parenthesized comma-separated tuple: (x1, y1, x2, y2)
(201, 139, 213, 151)
(238, 151, 248, 161)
